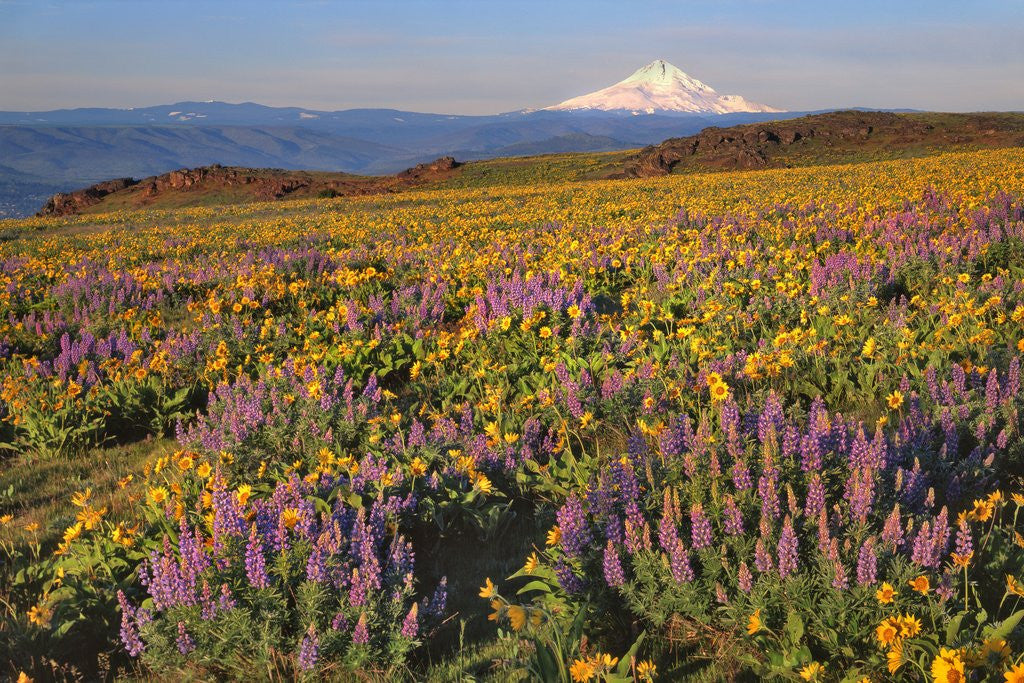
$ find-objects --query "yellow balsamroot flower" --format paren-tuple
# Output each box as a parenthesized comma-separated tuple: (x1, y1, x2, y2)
(196, 461, 212, 479)
(70, 488, 92, 507)
(281, 507, 300, 530)
(538, 326, 552, 339)
(1004, 663, 1024, 683)
(570, 657, 596, 682)
(886, 390, 904, 409)
(898, 614, 921, 638)
(861, 337, 877, 358)
(636, 660, 657, 681)
(908, 575, 930, 594)
(17, 671, 32, 683)
(930, 648, 965, 683)
(409, 457, 427, 477)
(507, 604, 527, 631)
(1006, 575, 1024, 597)
(876, 582, 897, 603)
(747, 608, 763, 635)
(236, 485, 252, 506)
(887, 643, 905, 674)
(546, 525, 561, 546)
(0, 514, 12, 525)
(478, 577, 497, 599)
(710, 380, 730, 402)
(975, 637, 1010, 664)
(474, 473, 493, 494)
(875, 617, 901, 648)
(27, 603, 51, 627)
(77, 505, 106, 530)
(523, 552, 539, 574)
(486, 598, 502, 623)
(177, 454, 194, 472)
(970, 498, 995, 522)
(952, 550, 973, 569)
(799, 662, 824, 681)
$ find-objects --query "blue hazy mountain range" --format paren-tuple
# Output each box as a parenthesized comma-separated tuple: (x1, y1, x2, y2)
(0, 100, 842, 217)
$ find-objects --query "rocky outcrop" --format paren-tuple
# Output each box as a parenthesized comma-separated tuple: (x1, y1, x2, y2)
(35, 157, 463, 216)
(395, 156, 460, 181)
(623, 111, 938, 177)
(37, 177, 138, 216)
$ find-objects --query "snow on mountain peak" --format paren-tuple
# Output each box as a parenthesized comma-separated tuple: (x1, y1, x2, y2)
(546, 60, 782, 115)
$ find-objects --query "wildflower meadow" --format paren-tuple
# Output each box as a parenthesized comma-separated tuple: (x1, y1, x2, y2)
(1, 148, 1024, 681)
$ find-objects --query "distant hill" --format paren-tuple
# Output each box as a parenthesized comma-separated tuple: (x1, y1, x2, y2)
(618, 111, 1024, 177)
(36, 157, 460, 216)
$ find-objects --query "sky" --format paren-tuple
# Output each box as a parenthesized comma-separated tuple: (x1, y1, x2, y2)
(1, 0, 1022, 114)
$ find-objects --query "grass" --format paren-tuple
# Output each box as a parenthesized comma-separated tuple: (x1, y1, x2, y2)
(413, 500, 546, 681)
(0, 437, 175, 548)
(427, 150, 634, 190)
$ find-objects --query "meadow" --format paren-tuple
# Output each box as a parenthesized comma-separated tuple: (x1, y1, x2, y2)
(1, 148, 1024, 681)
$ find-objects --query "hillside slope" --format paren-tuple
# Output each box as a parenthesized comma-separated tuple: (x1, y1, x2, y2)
(620, 111, 1024, 176)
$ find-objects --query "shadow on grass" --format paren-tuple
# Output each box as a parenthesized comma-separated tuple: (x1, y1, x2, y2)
(409, 498, 546, 682)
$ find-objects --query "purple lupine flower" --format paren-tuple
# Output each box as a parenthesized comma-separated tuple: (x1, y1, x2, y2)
(200, 581, 216, 620)
(624, 501, 651, 554)
(754, 536, 773, 574)
(936, 571, 955, 602)
(723, 496, 744, 536)
(400, 604, 419, 639)
(911, 521, 934, 567)
(117, 590, 145, 657)
(219, 583, 236, 611)
(176, 621, 196, 655)
(845, 467, 875, 525)
(804, 474, 825, 519)
(657, 489, 680, 552)
(669, 537, 694, 583)
(554, 560, 584, 594)
(352, 614, 370, 645)
(881, 504, 904, 550)
(776, 517, 798, 579)
(856, 537, 877, 586)
(245, 523, 270, 589)
(817, 509, 831, 555)
(738, 562, 753, 593)
(954, 519, 973, 561)
(424, 577, 448, 619)
(331, 613, 349, 631)
(690, 503, 713, 550)
(758, 471, 780, 521)
(556, 494, 591, 560)
(985, 368, 1000, 414)
(603, 540, 625, 587)
(832, 560, 849, 590)
(731, 456, 752, 491)
(932, 507, 951, 560)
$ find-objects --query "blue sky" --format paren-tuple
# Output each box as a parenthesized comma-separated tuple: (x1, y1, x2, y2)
(1, 0, 1022, 113)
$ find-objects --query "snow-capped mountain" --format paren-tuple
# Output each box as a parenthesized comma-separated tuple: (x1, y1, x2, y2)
(546, 60, 783, 114)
